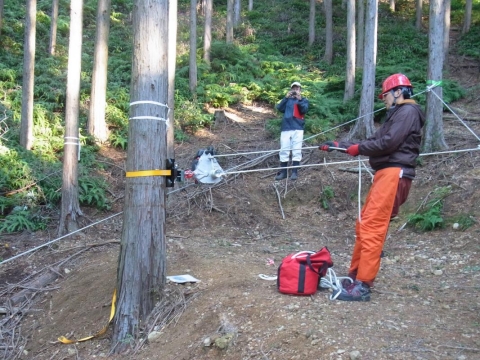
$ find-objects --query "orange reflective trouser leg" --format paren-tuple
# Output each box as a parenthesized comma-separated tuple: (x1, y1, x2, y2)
(348, 168, 402, 286)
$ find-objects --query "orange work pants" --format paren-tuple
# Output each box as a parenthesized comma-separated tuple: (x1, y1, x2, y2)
(348, 167, 411, 286)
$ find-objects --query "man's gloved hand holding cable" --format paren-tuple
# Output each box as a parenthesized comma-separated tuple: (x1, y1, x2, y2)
(318, 141, 339, 152)
(345, 144, 360, 156)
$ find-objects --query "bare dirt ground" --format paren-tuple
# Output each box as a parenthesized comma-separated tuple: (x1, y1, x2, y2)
(1, 47, 480, 360)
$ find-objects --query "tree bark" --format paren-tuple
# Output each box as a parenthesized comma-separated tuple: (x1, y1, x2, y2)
(443, 0, 450, 71)
(344, 0, 355, 101)
(168, 0, 178, 159)
(248, 0, 252, 11)
(112, 0, 168, 351)
(59, 0, 84, 235)
(234, 0, 241, 27)
(87, 0, 111, 143)
(308, 0, 315, 46)
(226, 0, 234, 43)
(462, 0, 472, 35)
(389, 0, 394, 12)
(423, 0, 447, 152)
(324, 0, 333, 64)
(48, 0, 59, 55)
(203, 0, 212, 65)
(20, 0, 36, 150)
(415, 0, 422, 30)
(356, 0, 364, 68)
(0, 0, 5, 34)
(349, 0, 377, 140)
(189, 0, 197, 93)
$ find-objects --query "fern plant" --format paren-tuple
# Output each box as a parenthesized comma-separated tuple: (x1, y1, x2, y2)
(407, 186, 452, 231)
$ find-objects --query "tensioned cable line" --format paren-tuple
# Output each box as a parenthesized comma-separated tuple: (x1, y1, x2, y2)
(1, 213, 123, 265)
(427, 87, 480, 142)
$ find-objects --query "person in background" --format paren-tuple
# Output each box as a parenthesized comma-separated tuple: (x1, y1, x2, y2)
(319, 73, 426, 301)
(275, 81, 309, 181)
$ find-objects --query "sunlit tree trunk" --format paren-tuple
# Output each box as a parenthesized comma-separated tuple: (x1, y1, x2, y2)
(87, 0, 111, 143)
(234, 0, 240, 27)
(248, 0, 252, 11)
(356, 0, 364, 68)
(324, 0, 333, 64)
(203, 0, 212, 65)
(462, 0, 472, 35)
(167, 0, 178, 158)
(189, 0, 197, 93)
(308, 0, 315, 46)
(423, 0, 447, 152)
(350, 0, 376, 139)
(389, 0, 394, 12)
(112, 0, 168, 352)
(59, 0, 84, 235)
(443, 0, 450, 71)
(415, 0, 422, 30)
(48, 0, 59, 55)
(344, 0, 355, 101)
(20, 0, 36, 150)
(226, 0, 233, 43)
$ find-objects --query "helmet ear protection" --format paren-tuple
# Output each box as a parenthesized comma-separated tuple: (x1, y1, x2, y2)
(400, 86, 413, 99)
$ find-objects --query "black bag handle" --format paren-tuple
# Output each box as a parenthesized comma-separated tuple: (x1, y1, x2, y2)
(306, 255, 329, 277)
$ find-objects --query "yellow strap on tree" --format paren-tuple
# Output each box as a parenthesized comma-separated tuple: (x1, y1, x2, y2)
(58, 289, 117, 344)
(125, 169, 171, 178)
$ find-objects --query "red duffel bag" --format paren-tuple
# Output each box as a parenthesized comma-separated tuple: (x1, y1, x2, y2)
(277, 247, 333, 295)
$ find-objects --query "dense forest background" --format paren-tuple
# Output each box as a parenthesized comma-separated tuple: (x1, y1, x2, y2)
(0, 0, 479, 235)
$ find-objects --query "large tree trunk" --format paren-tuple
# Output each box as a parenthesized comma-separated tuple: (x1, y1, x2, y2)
(308, 0, 315, 46)
(462, 0, 472, 35)
(415, 0, 422, 30)
(203, 0, 212, 65)
(168, 0, 178, 159)
(344, 0, 355, 101)
(48, 0, 59, 55)
(356, 0, 364, 68)
(324, 0, 333, 64)
(423, 0, 447, 152)
(59, 0, 84, 235)
(226, 0, 233, 43)
(20, 0, 36, 150)
(248, 0, 252, 11)
(349, 0, 377, 140)
(189, 0, 197, 93)
(87, 0, 111, 143)
(112, 0, 168, 352)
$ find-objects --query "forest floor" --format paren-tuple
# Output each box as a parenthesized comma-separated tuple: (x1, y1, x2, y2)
(1, 36, 480, 360)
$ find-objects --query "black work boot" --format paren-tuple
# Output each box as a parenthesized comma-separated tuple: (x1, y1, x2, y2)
(336, 280, 371, 302)
(290, 161, 300, 180)
(275, 162, 288, 180)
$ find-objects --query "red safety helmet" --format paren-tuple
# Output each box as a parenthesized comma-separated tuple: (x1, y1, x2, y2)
(378, 73, 413, 99)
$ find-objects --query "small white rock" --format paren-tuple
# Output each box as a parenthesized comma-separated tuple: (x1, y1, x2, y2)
(433, 269, 443, 276)
(64, 268, 71, 274)
(453, 223, 459, 230)
(203, 337, 211, 347)
(147, 331, 162, 342)
(350, 350, 362, 359)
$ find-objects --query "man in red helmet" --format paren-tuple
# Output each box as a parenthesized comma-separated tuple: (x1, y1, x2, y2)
(319, 73, 426, 301)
